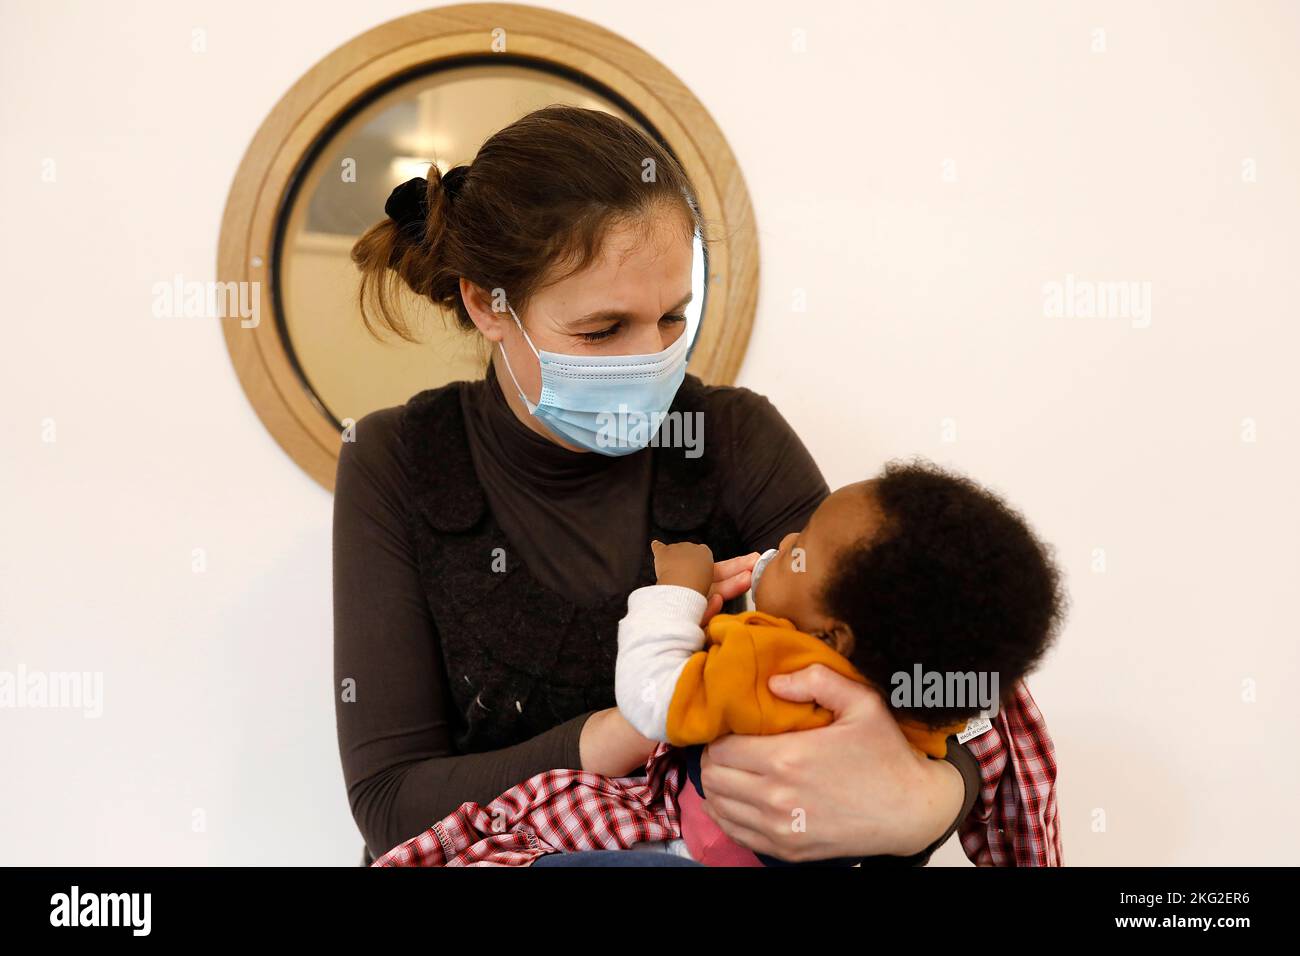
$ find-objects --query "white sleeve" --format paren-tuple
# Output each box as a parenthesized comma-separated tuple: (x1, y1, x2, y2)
(615, 584, 709, 741)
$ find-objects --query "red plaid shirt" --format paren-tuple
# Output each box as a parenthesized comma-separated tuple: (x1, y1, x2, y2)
(372, 678, 1061, 867)
(958, 679, 1062, 865)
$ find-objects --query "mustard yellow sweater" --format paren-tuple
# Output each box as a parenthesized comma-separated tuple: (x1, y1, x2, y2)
(665, 610, 966, 758)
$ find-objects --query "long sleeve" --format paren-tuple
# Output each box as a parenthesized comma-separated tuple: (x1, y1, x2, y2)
(332, 407, 595, 860)
(615, 584, 709, 741)
(956, 679, 1062, 865)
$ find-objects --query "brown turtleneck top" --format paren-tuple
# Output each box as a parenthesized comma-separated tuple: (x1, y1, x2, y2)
(332, 364, 980, 861)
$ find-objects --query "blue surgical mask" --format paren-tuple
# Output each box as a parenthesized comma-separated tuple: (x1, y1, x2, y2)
(496, 299, 690, 456)
(750, 547, 779, 598)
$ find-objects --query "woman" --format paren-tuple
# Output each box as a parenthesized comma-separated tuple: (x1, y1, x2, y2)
(333, 105, 980, 866)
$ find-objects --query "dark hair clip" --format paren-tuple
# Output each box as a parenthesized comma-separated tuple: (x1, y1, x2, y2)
(385, 166, 470, 232)
(385, 177, 429, 230)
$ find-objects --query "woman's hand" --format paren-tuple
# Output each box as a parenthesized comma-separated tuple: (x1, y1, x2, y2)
(700, 551, 761, 623)
(578, 707, 660, 777)
(696, 664, 965, 861)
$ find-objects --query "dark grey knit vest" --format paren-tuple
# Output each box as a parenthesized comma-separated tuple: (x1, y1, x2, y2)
(398, 372, 747, 756)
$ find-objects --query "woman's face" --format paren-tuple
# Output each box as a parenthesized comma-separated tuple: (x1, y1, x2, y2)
(467, 205, 695, 451)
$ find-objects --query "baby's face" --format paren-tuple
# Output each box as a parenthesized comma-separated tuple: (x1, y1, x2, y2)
(753, 479, 885, 655)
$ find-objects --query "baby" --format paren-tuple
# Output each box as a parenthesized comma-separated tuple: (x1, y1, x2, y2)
(615, 457, 1066, 866)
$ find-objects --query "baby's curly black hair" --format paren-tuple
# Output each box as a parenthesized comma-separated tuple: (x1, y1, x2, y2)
(819, 458, 1067, 728)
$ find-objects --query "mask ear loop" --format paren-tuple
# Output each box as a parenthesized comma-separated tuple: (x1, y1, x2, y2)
(496, 299, 541, 411)
(505, 302, 541, 359)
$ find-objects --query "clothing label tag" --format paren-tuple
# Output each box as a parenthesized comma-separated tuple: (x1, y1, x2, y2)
(957, 717, 994, 744)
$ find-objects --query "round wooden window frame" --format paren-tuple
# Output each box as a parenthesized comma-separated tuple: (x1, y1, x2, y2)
(217, 2, 759, 492)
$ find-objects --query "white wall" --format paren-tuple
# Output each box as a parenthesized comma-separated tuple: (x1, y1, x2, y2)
(2, 0, 1296, 865)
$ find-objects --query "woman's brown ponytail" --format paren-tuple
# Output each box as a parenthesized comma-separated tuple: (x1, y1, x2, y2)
(350, 163, 464, 343)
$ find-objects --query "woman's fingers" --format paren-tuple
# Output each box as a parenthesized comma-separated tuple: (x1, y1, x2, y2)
(697, 743, 804, 861)
(707, 552, 760, 604)
(712, 551, 760, 583)
(709, 574, 752, 604)
(766, 663, 887, 720)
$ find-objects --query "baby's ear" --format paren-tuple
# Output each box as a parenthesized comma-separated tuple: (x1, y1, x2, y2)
(826, 621, 855, 658)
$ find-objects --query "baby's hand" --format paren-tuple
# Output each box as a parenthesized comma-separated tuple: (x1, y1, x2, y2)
(650, 540, 714, 597)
